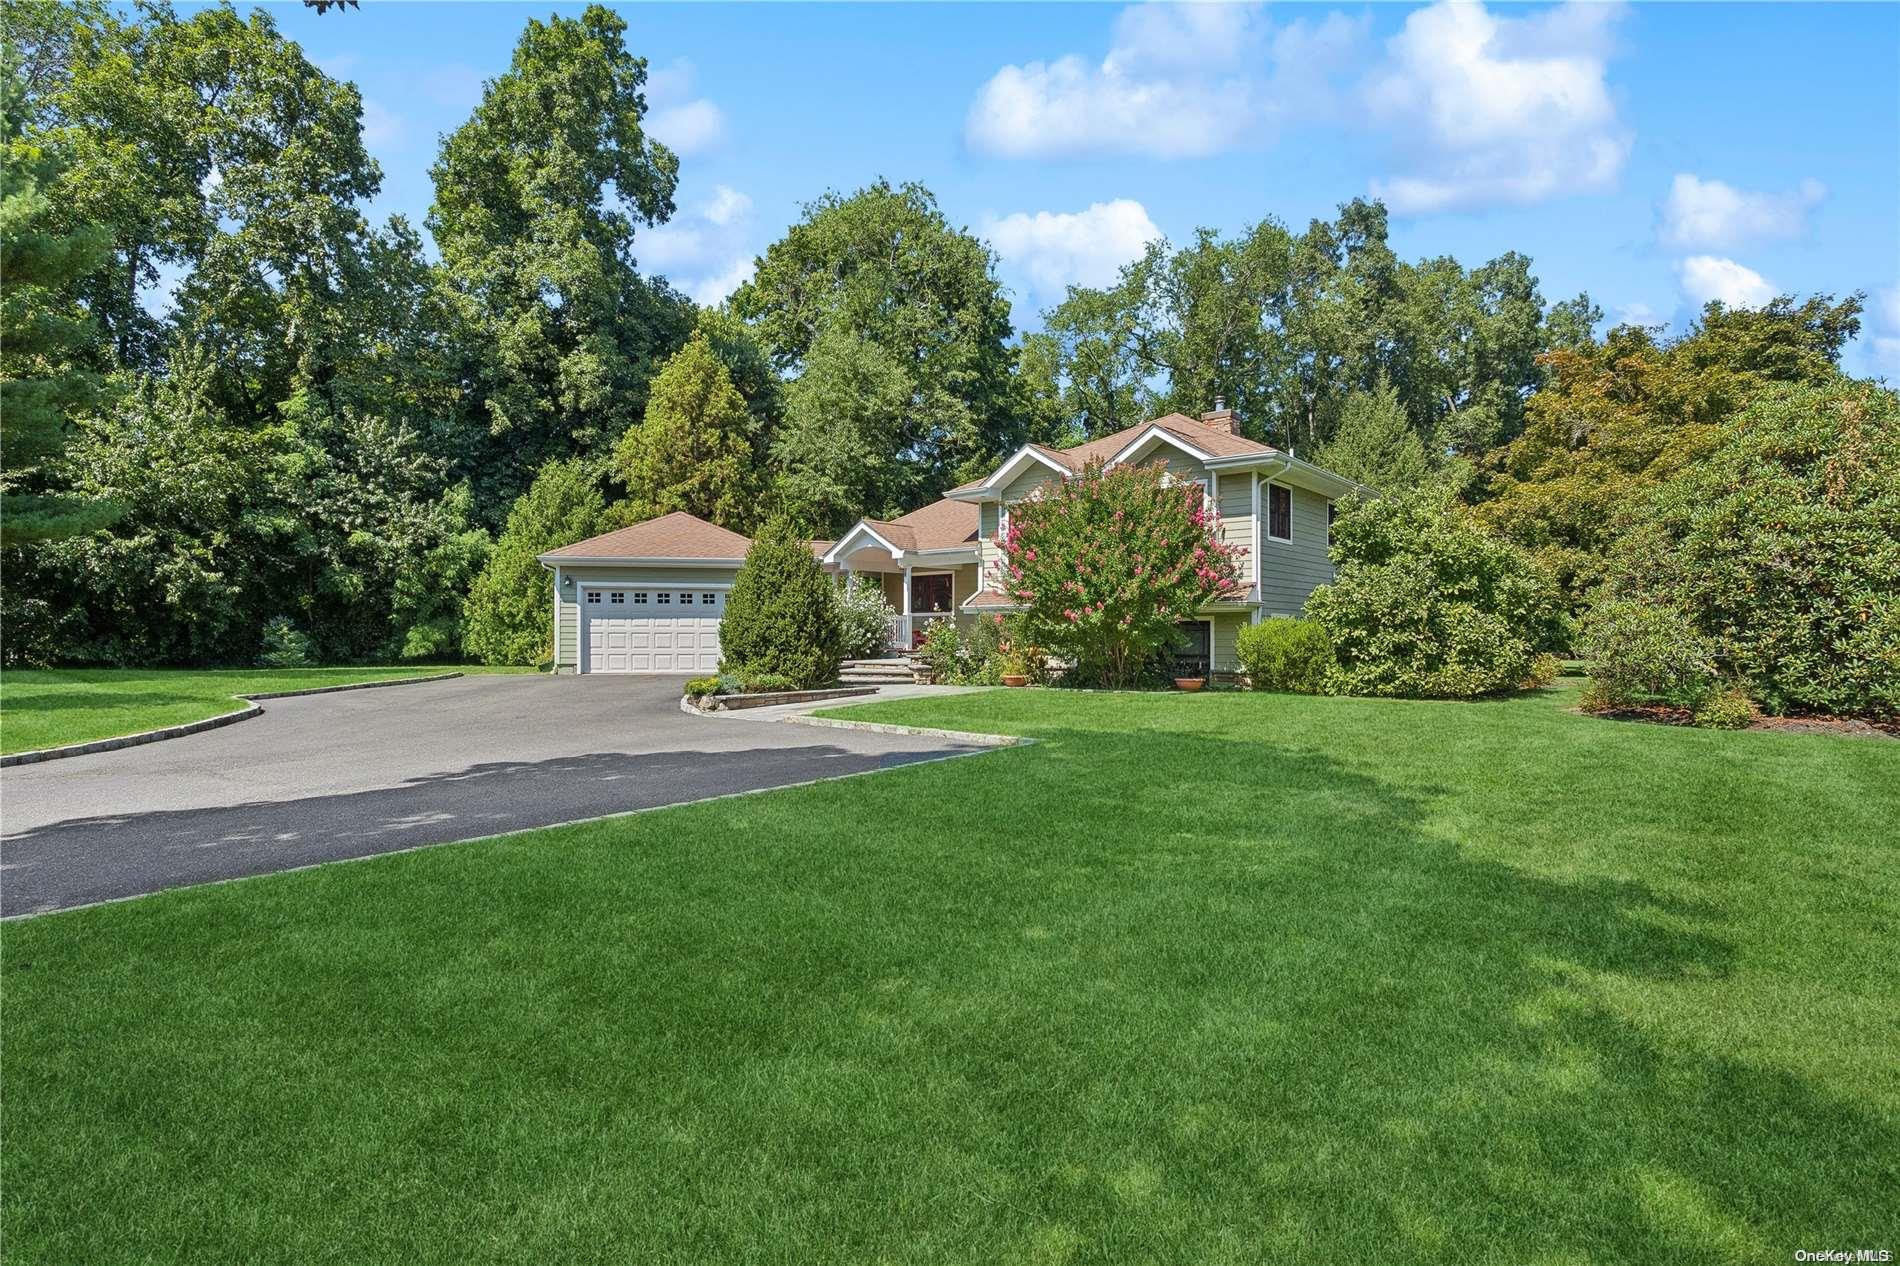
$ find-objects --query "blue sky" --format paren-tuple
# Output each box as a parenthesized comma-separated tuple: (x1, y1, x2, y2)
(265, 1, 1900, 377)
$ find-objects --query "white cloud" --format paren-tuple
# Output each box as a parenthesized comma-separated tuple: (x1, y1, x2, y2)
(965, 3, 1364, 160)
(984, 199, 1161, 301)
(1876, 284, 1900, 332)
(1869, 285, 1900, 375)
(1676, 256, 1777, 310)
(645, 59, 725, 156)
(1365, 1, 1630, 213)
(359, 98, 406, 149)
(704, 185, 751, 227)
(686, 258, 756, 307)
(1658, 174, 1826, 249)
(640, 184, 757, 307)
(1615, 301, 1663, 329)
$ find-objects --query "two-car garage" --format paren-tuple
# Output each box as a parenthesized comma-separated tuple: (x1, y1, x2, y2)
(579, 586, 726, 674)
(539, 511, 755, 676)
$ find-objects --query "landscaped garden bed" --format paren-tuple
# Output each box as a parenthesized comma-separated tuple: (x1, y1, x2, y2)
(683, 683, 878, 711)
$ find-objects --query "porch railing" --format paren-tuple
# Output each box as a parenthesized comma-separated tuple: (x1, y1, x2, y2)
(884, 612, 955, 653)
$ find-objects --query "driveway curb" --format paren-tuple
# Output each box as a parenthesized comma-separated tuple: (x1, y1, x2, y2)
(677, 688, 1022, 747)
(778, 713, 1029, 748)
(1, 672, 464, 768)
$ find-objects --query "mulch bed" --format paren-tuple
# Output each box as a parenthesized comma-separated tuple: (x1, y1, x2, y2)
(1584, 704, 1898, 740)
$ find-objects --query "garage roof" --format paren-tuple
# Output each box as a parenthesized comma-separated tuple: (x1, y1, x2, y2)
(539, 511, 751, 563)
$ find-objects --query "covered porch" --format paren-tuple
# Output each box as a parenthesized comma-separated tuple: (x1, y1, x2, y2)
(825, 525, 983, 654)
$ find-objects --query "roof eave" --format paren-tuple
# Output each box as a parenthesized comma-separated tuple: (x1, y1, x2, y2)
(534, 554, 747, 566)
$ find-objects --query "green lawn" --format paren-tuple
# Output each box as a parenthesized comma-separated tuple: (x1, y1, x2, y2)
(4, 683, 1895, 1262)
(0, 665, 531, 755)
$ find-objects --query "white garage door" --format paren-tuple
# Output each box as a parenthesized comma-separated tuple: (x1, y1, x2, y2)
(581, 587, 726, 673)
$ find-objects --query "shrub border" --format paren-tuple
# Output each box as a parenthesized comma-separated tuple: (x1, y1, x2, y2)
(1, 672, 464, 767)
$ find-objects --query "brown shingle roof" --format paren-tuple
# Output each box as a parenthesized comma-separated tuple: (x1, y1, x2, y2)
(955, 413, 1281, 494)
(539, 511, 751, 562)
(890, 497, 980, 549)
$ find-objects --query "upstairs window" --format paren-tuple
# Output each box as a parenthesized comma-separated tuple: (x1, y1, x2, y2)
(1268, 484, 1292, 542)
(1327, 501, 1337, 545)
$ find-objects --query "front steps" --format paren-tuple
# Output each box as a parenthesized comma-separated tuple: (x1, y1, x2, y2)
(839, 657, 915, 685)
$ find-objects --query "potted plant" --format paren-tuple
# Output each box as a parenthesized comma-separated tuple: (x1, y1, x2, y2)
(999, 646, 1031, 688)
(1173, 675, 1206, 692)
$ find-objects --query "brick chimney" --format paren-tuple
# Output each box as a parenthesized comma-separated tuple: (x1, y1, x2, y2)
(1200, 396, 1238, 435)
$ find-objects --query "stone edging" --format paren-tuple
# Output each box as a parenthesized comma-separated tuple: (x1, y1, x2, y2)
(0, 672, 464, 767)
(691, 684, 881, 703)
(778, 713, 1029, 748)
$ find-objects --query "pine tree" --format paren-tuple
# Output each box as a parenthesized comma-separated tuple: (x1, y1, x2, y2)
(612, 331, 759, 530)
(1312, 378, 1432, 495)
(717, 516, 842, 688)
(0, 81, 117, 546)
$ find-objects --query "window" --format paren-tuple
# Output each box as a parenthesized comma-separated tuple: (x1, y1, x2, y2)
(585, 592, 601, 605)
(657, 591, 671, 605)
(997, 504, 1009, 541)
(1327, 501, 1337, 545)
(677, 592, 692, 605)
(633, 591, 648, 604)
(1268, 484, 1292, 541)
(701, 593, 717, 605)
(609, 591, 625, 605)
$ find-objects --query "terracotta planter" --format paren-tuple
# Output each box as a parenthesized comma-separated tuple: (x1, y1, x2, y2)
(1001, 674, 1029, 688)
(1173, 677, 1206, 692)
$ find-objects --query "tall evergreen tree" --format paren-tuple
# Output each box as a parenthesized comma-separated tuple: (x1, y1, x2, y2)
(0, 68, 116, 545)
(1312, 379, 1433, 495)
(612, 331, 759, 530)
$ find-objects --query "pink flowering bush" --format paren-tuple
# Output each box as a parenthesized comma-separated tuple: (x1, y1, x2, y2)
(999, 461, 1244, 687)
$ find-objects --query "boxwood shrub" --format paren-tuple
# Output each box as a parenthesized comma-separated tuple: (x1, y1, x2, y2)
(1236, 618, 1334, 693)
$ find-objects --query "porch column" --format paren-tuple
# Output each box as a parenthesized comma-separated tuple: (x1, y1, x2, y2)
(902, 563, 912, 647)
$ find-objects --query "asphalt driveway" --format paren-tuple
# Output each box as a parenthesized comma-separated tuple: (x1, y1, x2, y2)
(0, 675, 986, 917)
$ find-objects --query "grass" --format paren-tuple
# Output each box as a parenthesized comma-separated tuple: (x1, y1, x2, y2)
(0, 665, 533, 755)
(4, 682, 1896, 1262)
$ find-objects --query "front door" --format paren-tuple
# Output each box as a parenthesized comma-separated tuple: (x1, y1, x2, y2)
(910, 572, 953, 614)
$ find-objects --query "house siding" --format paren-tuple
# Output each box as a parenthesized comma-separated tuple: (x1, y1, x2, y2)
(1139, 450, 1210, 484)
(552, 563, 744, 672)
(1215, 472, 1253, 584)
(999, 464, 1063, 504)
(1211, 611, 1247, 673)
(1257, 484, 1335, 617)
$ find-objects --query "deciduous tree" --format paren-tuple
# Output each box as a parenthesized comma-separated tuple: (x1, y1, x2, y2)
(464, 461, 605, 666)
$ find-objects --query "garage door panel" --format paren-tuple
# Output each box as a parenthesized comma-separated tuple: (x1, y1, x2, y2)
(582, 588, 724, 674)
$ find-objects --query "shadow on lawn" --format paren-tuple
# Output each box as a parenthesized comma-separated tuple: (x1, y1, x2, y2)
(958, 727, 1895, 1259)
(0, 741, 969, 917)
(1, 723, 1891, 1261)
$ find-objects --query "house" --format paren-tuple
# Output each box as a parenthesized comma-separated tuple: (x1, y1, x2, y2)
(537, 404, 1365, 674)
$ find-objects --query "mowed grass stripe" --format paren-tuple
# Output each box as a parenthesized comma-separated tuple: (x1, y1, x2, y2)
(4, 682, 1895, 1263)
